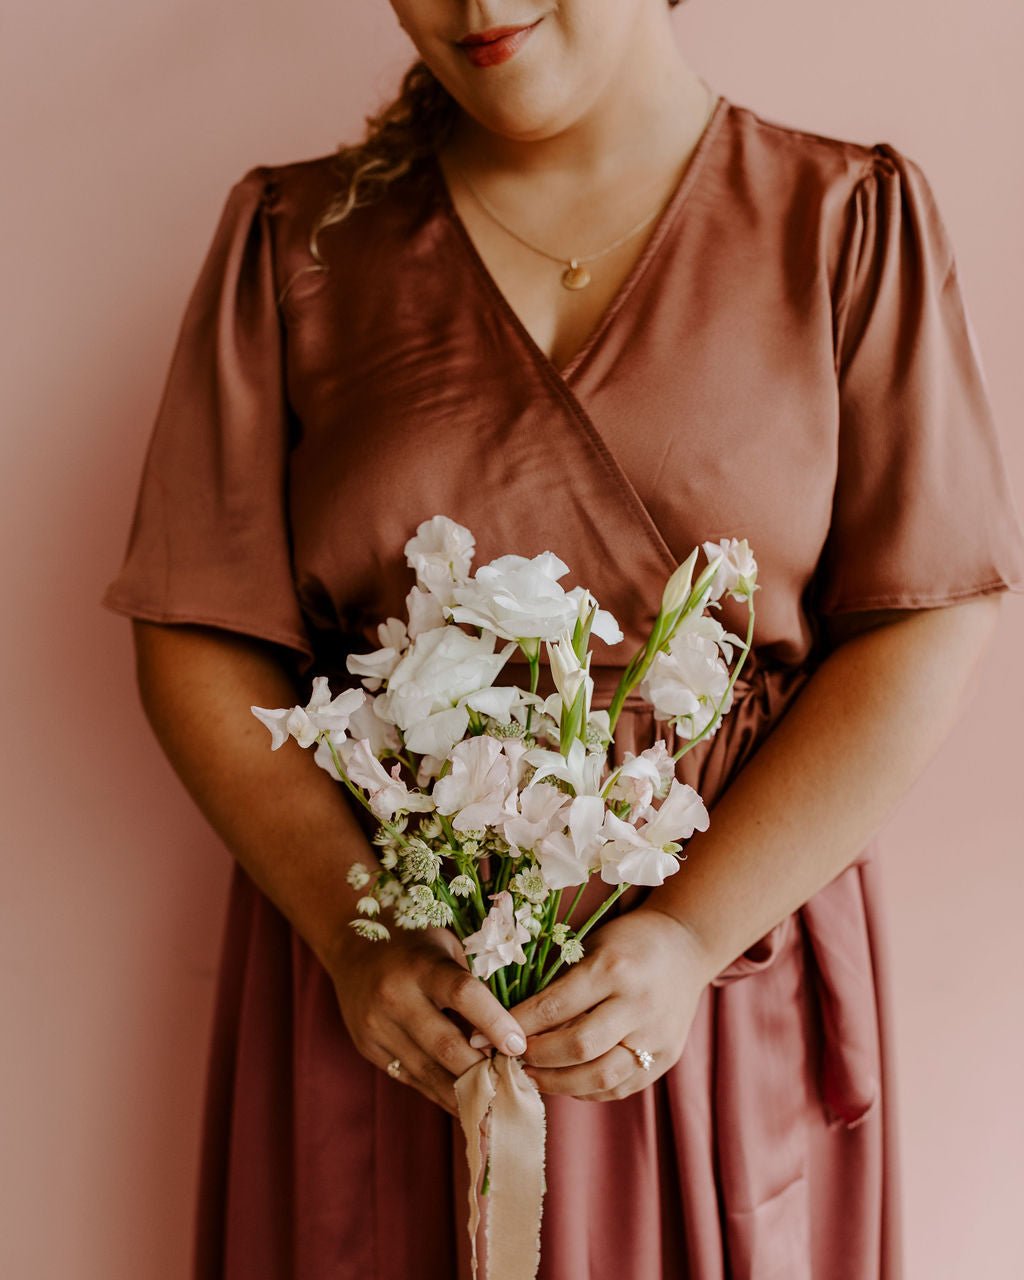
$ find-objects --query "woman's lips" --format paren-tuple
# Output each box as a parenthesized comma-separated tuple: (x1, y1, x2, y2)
(456, 18, 542, 68)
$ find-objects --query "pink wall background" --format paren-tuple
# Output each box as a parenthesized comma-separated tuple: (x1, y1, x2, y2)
(4, 3, 1022, 1276)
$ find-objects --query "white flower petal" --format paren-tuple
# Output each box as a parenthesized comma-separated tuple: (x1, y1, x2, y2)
(403, 704, 471, 758)
(250, 705, 291, 750)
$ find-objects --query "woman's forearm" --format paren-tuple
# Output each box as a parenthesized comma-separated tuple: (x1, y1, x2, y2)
(644, 596, 1005, 982)
(132, 620, 371, 972)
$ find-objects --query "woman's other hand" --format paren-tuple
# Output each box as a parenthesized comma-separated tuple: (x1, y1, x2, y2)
(506, 907, 712, 1101)
(329, 923, 527, 1117)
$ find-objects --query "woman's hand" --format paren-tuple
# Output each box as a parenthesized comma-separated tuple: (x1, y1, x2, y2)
(328, 923, 528, 1117)
(505, 906, 713, 1101)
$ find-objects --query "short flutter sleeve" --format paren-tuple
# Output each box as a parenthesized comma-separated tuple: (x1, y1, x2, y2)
(100, 167, 314, 672)
(815, 142, 1024, 615)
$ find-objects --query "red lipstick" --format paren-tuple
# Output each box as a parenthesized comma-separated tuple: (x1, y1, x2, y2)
(456, 17, 542, 68)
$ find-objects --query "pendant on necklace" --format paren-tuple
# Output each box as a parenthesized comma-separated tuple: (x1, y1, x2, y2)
(561, 259, 591, 290)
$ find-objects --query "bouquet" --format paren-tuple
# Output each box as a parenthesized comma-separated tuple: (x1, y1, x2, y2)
(251, 514, 758, 1279)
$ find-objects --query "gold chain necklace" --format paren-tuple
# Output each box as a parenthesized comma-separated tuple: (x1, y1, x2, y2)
(447, 90, 718, 291)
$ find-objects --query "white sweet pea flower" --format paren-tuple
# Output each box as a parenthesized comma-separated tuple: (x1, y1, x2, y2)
(642, 777, 709, 842)
(405, 584, 446, 638)
(523, 737, 606, 797)
(345, 647, 399, 692)
(639, 633, 733, 740)
(314, 735, 345, 781)
(606, 741, 675, 812)
(445, 550, 578, 646)
(672, 609, 745, 665)
(702, 538, 758, 602)
(378, 616, 408, 651)
(345, 693, 402, 756)
(251, 677, 366, 750)
(535, 794, 607, 889)
(500, 781, 571, 857)
(376, 626, 517, 757)
(414, 752, 447, 789)
(345, 615, 411, 692)
(463, 684, 519, 725)
(463, 890, 533, 981)
(431, 735, 514, 831)
(499, 737, 532, 790)
(337, 737, 435, 820)
(417, 737, 519, 793)
(404, 515, 476, 607)
(599, 778, 709, 886)
(565, 586, 624, 646)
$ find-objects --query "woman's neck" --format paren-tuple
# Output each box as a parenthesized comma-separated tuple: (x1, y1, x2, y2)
(443, 31, 709, 189)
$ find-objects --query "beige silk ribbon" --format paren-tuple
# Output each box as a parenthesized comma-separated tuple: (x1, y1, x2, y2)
(454, 1052, 548, 1280)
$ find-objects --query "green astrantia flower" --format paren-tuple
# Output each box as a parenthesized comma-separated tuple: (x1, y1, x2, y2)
(349, 919, 390, 942)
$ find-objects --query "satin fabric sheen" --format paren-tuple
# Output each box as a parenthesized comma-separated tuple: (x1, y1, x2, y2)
(101, 92, 1024, 1278)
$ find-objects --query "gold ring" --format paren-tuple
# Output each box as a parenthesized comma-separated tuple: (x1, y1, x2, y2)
(621, 1041, 654, 1071)
(386, 1058, 402, 1079)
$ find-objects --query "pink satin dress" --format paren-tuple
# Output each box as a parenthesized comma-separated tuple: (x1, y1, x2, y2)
(101, 90, 1024, 1278)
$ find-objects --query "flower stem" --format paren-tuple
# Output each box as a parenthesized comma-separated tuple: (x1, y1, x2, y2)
(536, 883, 628, 991)
(324, 736, 378, 815)
(523, 648, 541, 736)
(525, 888, 564, 993)
(563, 880, 589, 928)
(605, 654, 641, 737)
(434, 878, 470, 940)
(492, 854, 514, 898)
(520, 909, 547, 984)
(439, 814, 488, 918)
(504, 968, 524, 1002)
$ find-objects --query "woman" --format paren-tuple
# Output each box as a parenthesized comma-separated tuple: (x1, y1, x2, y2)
(102, 1, 1024, 1276)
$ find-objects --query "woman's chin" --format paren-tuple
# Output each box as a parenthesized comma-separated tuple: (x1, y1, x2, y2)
(450, 80, 588, 144)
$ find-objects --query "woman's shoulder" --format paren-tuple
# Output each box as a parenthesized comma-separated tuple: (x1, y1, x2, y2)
(722, 95, 922, 206)
(223, 150, 359, 234)
(228, 148, 438, 293)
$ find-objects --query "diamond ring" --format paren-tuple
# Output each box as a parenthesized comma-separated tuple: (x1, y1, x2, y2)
(386, 1058, 402, 1079)
(621, 1041, 654, 1072)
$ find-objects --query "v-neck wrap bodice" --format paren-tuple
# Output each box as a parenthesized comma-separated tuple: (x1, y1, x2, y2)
(101, 93, 1024, 1278)
(103, 95, 1024, 677)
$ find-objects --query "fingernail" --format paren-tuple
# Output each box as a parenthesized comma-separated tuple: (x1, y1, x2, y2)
(469, 1032, 489, 1050)
(503, 1032, 526, 1056)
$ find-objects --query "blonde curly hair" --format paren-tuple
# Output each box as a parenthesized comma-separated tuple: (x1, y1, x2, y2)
(312, 63, 456, 262)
